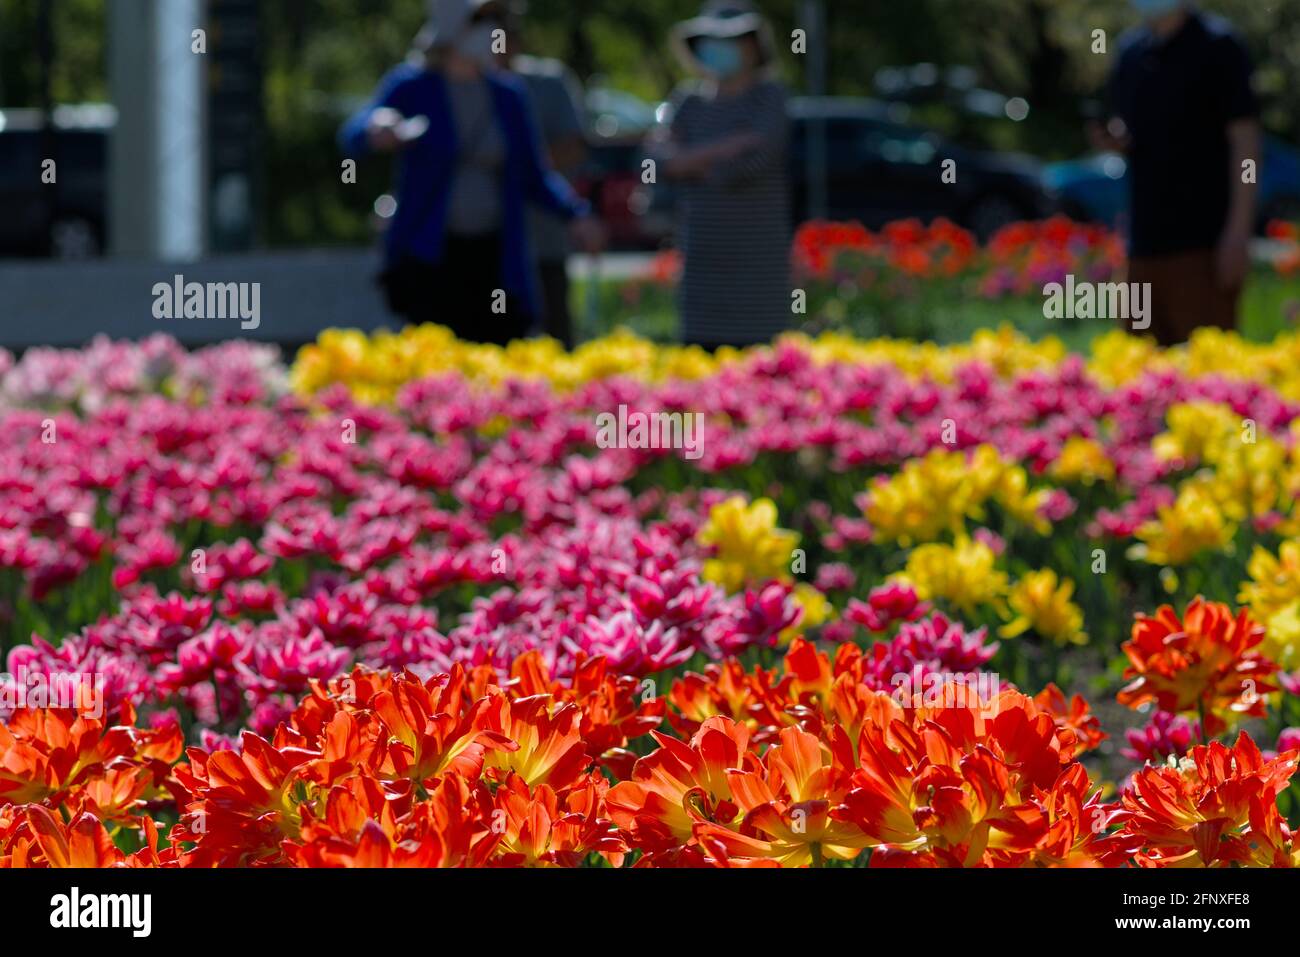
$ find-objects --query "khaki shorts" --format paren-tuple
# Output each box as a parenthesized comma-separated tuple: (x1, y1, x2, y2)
(1125, 249, 1241, 346)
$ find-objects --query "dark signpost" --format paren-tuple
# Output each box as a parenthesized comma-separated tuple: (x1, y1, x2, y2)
(206, 0, 263, 252)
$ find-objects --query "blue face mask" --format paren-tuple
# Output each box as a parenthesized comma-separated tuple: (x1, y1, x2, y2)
(695, 37, 745, 78)
(1130, 0, 1183, 18)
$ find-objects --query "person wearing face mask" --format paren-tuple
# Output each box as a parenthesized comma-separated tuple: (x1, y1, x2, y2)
(649, 1, 791, 350)
(340, 0, 604, 345)
(1094, 0, 1261, 345)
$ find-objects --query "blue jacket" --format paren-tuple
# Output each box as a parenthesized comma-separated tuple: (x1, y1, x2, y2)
(340, 64, 590, 318)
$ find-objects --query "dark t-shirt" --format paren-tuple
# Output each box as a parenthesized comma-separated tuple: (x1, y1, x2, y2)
(1107, 11, 1258, 257)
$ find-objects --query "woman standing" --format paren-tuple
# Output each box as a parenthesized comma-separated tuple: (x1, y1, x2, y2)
(340, 0, 602, 345)
(652, 1, 791, 350)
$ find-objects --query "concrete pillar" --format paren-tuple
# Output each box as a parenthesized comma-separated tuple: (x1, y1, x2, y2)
(108, 0, 206, 261)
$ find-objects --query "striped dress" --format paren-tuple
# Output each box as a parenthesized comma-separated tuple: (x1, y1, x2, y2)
(667, 79, 793, 347)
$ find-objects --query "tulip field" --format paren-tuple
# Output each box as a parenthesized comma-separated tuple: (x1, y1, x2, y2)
(6, 268, 1300, 868)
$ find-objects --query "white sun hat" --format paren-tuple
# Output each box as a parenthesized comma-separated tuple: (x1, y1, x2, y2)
(671, 1, 778, 72)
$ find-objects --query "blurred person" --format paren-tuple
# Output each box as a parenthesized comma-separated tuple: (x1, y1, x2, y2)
(340, 0, 603, 345)
(1095, 0, 1261, 345)
(649, 1, 791, 350)
(497, 3, 589, 349)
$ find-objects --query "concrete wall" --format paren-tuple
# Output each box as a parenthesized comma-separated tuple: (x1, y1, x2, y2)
(0, 248, 392, 350)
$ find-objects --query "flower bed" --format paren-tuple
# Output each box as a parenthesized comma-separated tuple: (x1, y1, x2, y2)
(595, 217, 1300, 345)
(4, 326, 1300, 867)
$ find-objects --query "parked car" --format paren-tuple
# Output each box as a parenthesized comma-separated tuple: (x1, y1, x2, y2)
(0, 105, 111, 259)
(1044, 136, 1300, 234)
(573, 137, 673, 250)
(575, 88, 673, 250)
(789, 97, 1053, 239)
(585, 86, 659, 141)
(872, 63, 1034, 140)
(640, 95, 1053, 244)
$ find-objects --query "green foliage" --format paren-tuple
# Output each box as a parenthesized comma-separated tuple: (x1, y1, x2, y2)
(3, 0, 1298, 246)
(0, 0, 107, 104)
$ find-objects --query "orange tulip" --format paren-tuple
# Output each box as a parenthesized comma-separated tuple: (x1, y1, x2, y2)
(0, 704, 180, 819)
(171, 731, 321, 866)
(607, 716, 760, 860)
(480, 696, 589, 791)
(834, 686, 1110, 867)
(370, 666, 518, 786)
(486, 771, 624, 867)
(1119, 598, 1278, 736)
(697, 726, 869, 866)
(8, 807, 121, 867)
(291, 775, 494, 867)
(1109, 731, 1298, 867)
(1033, 683, 1106, 758)
(506, 652, 664, 777)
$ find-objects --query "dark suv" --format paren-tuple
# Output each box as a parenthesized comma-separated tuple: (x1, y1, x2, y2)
(0, 107, 110, 259)
(790, 97, 1053, 239)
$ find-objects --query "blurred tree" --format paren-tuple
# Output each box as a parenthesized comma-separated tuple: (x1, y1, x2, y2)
(0, 0, 106, 105)
(1, 0, 1296, 247)
(851, 0, 1300, 154)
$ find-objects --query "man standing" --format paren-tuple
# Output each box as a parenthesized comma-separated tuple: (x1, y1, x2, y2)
(500, 8, 589, 348)
(1101, 0, 1261, 345)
